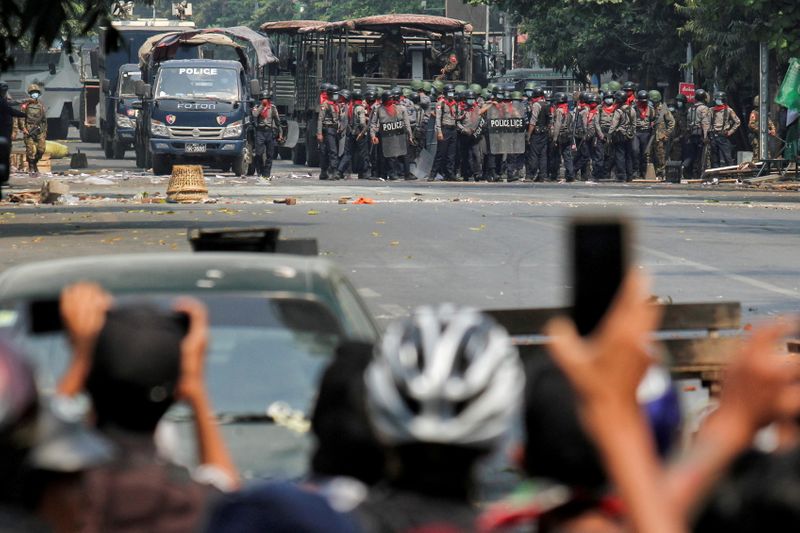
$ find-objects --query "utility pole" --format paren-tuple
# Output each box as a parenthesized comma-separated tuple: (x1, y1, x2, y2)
(685, 43, 694, 83)
(484, 4, 490, 52)
(759, 42, 768, 160)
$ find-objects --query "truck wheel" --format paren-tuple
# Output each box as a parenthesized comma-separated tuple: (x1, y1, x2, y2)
(305, 127, 320, 168)
(277, 147, 292, 160)
(112, 140, 126, 159)
(291, 143, 306, 165)
(81, 125, 100, 143)
(232, 140, 253, 176)
(103, 135, 114, 159)
(152, 154, 172, 175)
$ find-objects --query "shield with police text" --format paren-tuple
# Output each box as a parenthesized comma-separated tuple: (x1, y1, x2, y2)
(486, 103, 526, 155)
(378, 107, 408, 159)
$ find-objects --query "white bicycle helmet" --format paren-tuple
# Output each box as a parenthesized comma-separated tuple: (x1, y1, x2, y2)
(365, 304, 524, 450)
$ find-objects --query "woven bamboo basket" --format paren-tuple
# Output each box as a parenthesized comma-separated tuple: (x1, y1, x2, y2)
(166, 165, 208, 203)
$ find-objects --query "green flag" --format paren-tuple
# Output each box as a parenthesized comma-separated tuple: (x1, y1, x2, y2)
(775, 57, 800, 111)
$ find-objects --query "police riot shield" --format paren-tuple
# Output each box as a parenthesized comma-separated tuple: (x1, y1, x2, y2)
(486, 103, 526, 155)
(412, 147, 435, 179)
(378, 108, 408, 159)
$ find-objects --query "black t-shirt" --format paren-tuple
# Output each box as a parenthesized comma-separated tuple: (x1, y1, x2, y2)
(357, 485, 478, 533)
(693, 445, 800, 532)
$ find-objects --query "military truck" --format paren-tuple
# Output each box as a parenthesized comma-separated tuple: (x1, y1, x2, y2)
(103, 64, 142, 159)
(3, 45, 87, 140)
(261, 14, 486, 167)
(133, 28, 276, 175)
(86, 18, 196, 154)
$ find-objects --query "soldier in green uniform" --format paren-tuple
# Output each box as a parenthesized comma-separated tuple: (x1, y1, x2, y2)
(21, 84, 47, 175)
(648, 90, 675, 178)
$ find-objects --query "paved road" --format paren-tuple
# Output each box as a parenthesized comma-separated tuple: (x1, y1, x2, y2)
(3, 133, 800, 326)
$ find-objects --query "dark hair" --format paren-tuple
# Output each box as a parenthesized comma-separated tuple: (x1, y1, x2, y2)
(87, 305, 183, 433)
(311, 341, 385, 485)
(523, 354, 607, 489)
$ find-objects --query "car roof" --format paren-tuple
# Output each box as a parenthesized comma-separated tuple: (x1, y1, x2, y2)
(0, 253, 341, 301)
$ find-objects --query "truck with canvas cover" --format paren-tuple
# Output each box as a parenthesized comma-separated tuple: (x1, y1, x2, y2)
(89, 18, 196, 150)
(266, 15, 485, 167)
(134, 28, 276, 175)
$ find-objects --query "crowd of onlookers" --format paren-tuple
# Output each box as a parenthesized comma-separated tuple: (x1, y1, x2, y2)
(0, 273, 798, 532)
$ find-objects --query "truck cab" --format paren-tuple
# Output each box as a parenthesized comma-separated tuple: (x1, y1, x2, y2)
(135, 59, 257, 175)
(103, 64, 141, 159)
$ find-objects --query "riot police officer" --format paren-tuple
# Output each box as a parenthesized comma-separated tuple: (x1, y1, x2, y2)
(709, 90, 741, 168)
(21, 84, 47, 175)
(649, 90, 675, 178)
(632, 89, 655, 179)
(317, 83, 340, 180)
(682, 88, 711, 179)
(251, 91, 283, 179)
(340, 89, 371, 180)
(433, 83, 458, 180)
(525, 86, 550, 181)
(456, 90, 485, 181)
(551, 92, 575, 182)
(370, 90, 413, 181)
(592, 91, 618, 181)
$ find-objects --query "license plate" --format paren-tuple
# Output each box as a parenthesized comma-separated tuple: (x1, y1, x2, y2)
(185, 143, 207, 153)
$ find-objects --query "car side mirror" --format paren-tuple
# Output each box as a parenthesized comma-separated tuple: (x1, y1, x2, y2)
(249, 79, 261, 97)
(101, 79, 110, 93)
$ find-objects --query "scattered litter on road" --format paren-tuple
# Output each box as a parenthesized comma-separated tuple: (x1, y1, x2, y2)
(8, 190, 41, 204)
(274, 198, 297, 205)
(354, 197, 375, 205)
(82, 177, 115, 185)
(307, 209, 320, 215)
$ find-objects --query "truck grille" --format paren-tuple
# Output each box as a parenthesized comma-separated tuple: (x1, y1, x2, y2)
(168, 126, 224, 139)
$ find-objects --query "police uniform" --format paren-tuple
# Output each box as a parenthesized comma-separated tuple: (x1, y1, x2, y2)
(618, 102, 637, 180)
(21, 88, 47, 173)
(370, 101, 412, 181)
(434, 96, 458, 180)
(525, 97, 550, 181)
(317, 95, 341, 179)
(251, 97, 282, 178)
(593, 101, 617, 180)
(339, 96, 371, 179)
(652, 102, 675, 177)
(572, 102, 592, 181)
(748, 107, 776, 160)
(682, 97, 711, 179)
(456, 101, 484, 181)
(709, 103, 741, 168)
(632, 101, 655, 179)
(604, 102, 629, 181)
(551, 101, 575, 182)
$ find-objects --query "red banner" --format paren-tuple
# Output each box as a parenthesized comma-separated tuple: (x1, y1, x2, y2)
(679, 82, 695, 103)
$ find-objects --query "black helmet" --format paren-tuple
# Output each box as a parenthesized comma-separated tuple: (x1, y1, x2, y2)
(351, 89, 363, 101)
(636, 89, 649, 101)
(259, 90, 272, 100)
(365, 89, 377, 101)
(555, 92, 568, 104)
(694, 88, 707, 102)
(713, 90, 727, 103)
(409, 92, 420, 104)
(675, 93, 687, 103)
(391, 86, 403, 98)
(464, 90, 476, 102)
(531, 87, 544, 98)
(380, 90, 392, 103)
(443, 83, 455, 96)
(319, 82, 332, 92)
(586, 92, 599, 104)
(622, 81, 637, 92)
(327, 84, 339, 95)
(614, 90, 627, 103)
(338, 89, 351, 102)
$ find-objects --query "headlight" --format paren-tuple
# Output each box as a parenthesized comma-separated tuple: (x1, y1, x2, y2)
(116, 114, 134, 129)
(150, 119, 169, 137)
(222, 120, 243, 139)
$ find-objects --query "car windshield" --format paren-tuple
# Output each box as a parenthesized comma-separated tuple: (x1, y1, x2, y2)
(119, 70, 141, 96)
(155, 66, 239, 100)
(11, 294, 341, 481)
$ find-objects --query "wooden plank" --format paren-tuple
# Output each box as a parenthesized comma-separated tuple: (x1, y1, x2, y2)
(486, 302, 741, 336)
(663, 337, 740, 367)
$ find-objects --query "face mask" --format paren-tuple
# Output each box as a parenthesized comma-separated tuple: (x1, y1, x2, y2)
(30, 92, 41, 99)
(676, 102, 684, 109)
(668, 106, 675, 113)
(715, 99, 724, 106)
(446, 92, 455, 98)
(466, 99, 475, 105)
(604, 98, 614, 105)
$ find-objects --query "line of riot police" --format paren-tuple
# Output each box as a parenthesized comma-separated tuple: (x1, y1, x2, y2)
(314, 79, 740, 183)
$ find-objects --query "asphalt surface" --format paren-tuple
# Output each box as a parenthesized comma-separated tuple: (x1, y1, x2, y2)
(3, 130, 800, 325)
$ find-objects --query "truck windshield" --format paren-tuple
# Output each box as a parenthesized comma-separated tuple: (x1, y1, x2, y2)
(155, 66, 239, 100)
(119, 70, 141, 96)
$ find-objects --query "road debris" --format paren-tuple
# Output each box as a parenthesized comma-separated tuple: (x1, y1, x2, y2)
(274, 198, 297, 205)
(40, 180, 70, 204)
(166, 165, 208, 204)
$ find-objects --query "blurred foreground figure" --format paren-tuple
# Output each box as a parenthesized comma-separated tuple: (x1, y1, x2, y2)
(56, 284, 238, 533)
(357, 305, 524, 532)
